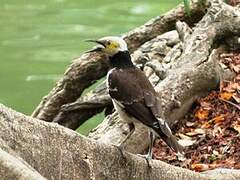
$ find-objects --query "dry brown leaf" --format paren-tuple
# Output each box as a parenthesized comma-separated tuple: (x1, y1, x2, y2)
(208, 163, 220, 169)
(186, 121, 195, 127)
(233, 94, 240, 103)
(233, 124, 240, 134)
(186, 128, 205, 136)
(201, 115, 225, 128)
(220, 53, 233, 58)
(195, 108, 209, 120)
(231, 64, 240, 73)
(223, 82, 239, 92)
(213, 114, 225, 124)
(191, 163, 209, 172)
(220, 92, 233, 100)
(178, 139, 196, 147)
(178, 133, 192, 140)
(153, 52, 240, 171)
(200, 101, 212, 110)
(213, 150, 219, 156)
(201, 122, 211, 129)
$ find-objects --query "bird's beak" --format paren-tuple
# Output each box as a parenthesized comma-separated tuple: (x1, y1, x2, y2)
(86, 40, 106, 47)
(85, 39, 106, 53)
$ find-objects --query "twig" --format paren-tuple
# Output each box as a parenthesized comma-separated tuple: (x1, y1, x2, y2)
(220, 98, 240, 110)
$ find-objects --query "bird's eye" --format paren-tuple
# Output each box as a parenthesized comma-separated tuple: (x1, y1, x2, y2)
(107, 41, 111, 46)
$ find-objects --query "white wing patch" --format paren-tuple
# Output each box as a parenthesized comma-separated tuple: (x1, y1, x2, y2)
(157, 117, 173, 137)
(157, 117, 165, 125)
(113, 99, 125, 109)
(106, 68, 116, 89)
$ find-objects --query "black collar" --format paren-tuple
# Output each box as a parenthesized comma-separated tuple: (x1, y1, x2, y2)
(109, 51, 134, 69)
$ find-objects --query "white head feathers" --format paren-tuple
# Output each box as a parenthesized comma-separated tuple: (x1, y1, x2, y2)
(98, 36, 128, 56)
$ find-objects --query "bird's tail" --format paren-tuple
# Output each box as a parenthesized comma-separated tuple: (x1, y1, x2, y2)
(161, 134, 184, 154)
(155, 118, 184, 154)
(152, 117, 185, 160)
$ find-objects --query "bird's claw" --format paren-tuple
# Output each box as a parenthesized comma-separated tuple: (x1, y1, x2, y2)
(137, 154, 152, 168)
(113, 144, 126, 160)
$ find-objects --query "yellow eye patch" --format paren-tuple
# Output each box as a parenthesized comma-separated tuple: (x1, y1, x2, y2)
(107, 41, 120, 50)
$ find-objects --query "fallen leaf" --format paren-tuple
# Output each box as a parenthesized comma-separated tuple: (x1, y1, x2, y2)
(220, 92, 233, 100)
(191, 163, 209, 172)
(201, 115, 225, 128)
(202, 122, 211, 129)
(153, 53, 240, 171)
(220, 53, 233, 58)
(213, 150, 219, 156)
(231, 64, 240, 73)
(223, 82, 239, 93)
(213, 115, 225, 124)
(200, 101, 212, 110)
(186, 128, 205, 136)
(233, 94, 240, 103)
(208, 162, 220, 169)
(207, 146, 212, 152)
(233, 124, 240, 134)
(178, 139, 196, 147)
(178, 133, 192, 140)
(212, 126, 223, 137)
(186, 121, 195, 127)
(195, 108, 209, 120)
(222, 158, 236, 167)
(195, 128, 206, 134)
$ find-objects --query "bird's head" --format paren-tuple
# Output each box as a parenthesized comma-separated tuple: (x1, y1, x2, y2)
(86, 36, 128, 57)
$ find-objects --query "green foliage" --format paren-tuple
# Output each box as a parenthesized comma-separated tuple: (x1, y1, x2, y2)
(183, 0, 191, 16)
(198, 0, 207, 6)
(183, 0, 208, 16)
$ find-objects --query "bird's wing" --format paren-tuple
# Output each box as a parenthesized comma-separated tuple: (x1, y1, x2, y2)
(108, 68, 172, 137)
(143, 91, 173, 138)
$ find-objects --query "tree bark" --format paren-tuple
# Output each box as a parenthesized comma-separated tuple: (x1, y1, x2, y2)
(0, 148, 46, 180)
(53, 81, 112, 129)
(31, 52, 109, 122)
(1, 104, 240, 180)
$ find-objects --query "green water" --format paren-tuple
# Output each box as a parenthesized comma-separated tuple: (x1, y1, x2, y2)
(0, 0, 181, 134)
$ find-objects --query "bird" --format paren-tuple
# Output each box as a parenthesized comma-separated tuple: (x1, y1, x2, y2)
(87, 36, 184, 160)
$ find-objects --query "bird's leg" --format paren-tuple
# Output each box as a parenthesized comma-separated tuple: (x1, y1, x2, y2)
(138, 130, 155, 168)
(119, 122, 135, 146)
(146, 130, 155, 168)
(115, 122, 135, 158)
(147, 130, 154, 160)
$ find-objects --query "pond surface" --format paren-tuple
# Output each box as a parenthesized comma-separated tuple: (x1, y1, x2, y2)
(0, 0, 181, 134)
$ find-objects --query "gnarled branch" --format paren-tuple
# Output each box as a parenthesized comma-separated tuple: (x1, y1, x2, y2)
(1, 104, 240, 179)
(32, 0, 208, 122)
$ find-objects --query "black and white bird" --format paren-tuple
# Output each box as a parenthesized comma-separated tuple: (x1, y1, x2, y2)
(87, 36, 183, 159)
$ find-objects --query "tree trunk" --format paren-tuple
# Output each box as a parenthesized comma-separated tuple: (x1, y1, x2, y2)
(1, 104, 240, 180)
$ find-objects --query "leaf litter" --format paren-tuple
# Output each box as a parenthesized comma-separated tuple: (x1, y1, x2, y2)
(153, 51, 240, 172)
